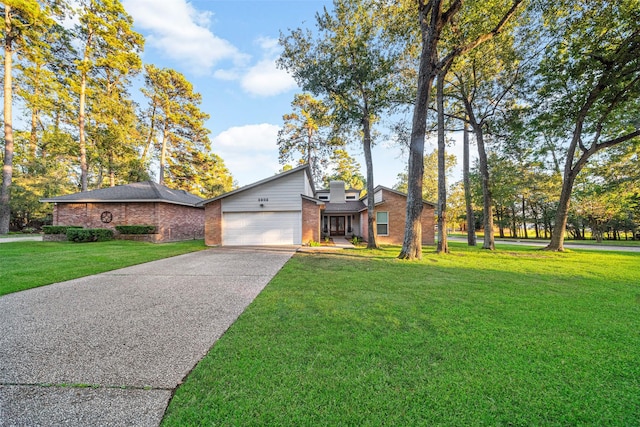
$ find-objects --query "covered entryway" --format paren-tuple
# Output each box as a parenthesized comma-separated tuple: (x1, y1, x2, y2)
(223, 211, 301, 245)
(330, 216, 346, 236)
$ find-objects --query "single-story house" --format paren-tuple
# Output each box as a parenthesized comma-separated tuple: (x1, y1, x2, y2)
(199, 165, 324, 246)
(199, 164, 435, 246)
(40, 181, 205, 243)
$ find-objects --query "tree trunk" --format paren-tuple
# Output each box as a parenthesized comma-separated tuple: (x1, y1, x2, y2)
(79, 72, 89, 191)
(141, 103, 156, 160)
(463, 120, 476, 246)
(29, 93, 38, 159)
(546, 168, 578, 250)
(521, 195, 527, 238)
(109, 150, 115, 187)
(0, 7, 14, 234)
(398, 3, 440, 260)
(469, 112, 494, 249)
(362, 114, 377, 249)
(159, 121, 168, 185)
(436, 67, 449, 254)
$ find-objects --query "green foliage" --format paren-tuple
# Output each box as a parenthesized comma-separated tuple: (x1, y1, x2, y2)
(0, 0, 235, 228)
(141, 64, 231, 194)
(533, 0, 640, 249)
(115, 225, 156, 235)
(279, 0, 405, 249)
(394, 149, 456, 202)
(66, 228, 113, 242)
(42, 225, 82, 235)
(322, 149, 365, 190)
(277, 93, 342, 184)
(350, 235, 363, 245)
(163, 244, 640, 425)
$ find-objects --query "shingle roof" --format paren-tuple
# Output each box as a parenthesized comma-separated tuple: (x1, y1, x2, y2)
(40, 181, 204, 207)
(323, 200, 366, 213)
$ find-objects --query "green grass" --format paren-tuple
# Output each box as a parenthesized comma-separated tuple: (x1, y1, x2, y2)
(0, 239, 206, 296)
(163, 243, 640, 426)
(450, 231, 640, 246)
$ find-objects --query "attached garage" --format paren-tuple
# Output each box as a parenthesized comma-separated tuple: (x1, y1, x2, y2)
(200, 165, 324, 246)
(222, 211, 301, 245)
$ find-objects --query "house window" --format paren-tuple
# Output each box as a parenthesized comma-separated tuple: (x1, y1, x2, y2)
(319, 195, 329, 200)
(376, 211, 388, 236)
(346, 195, 356, 200)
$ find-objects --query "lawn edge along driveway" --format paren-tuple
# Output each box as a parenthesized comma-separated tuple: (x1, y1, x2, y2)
(0, 246, 295, 427)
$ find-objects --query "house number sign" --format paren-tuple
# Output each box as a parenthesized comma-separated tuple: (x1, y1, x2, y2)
(258, 198, 269, 202)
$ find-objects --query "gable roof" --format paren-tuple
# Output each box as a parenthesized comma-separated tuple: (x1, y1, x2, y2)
(198, 164, 315, 206)
(359, 186, 437, 207)
(40, 181, 204, 207)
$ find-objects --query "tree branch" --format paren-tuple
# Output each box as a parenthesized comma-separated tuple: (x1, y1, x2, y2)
(439, 0, 524, 70)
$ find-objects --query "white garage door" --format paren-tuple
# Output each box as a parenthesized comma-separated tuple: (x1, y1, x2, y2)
(223, 211, 301, 245)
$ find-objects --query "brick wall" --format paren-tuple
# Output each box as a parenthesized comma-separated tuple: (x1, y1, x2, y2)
(53, 202, 203, 243)
(375, 190, 408, 245)
(204, 199, 222, 246)
(358, 190, 435, 246)
(421, 203, 435, 245)
(302, 198, 321, 244)
(157, 204, 204, 242)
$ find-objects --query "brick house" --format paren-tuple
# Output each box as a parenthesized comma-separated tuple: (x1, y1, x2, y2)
(200, 164, 435, 246)
(40, 181, 205, 243)
(317, 181, 435, 245)
(359, 186, 435, 246)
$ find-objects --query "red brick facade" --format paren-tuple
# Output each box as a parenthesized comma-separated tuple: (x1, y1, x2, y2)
(302, 198, 322, 244)
(52, 202, 204, 243)
(204, 199, 222, 246)
(360, 189, 435, 246)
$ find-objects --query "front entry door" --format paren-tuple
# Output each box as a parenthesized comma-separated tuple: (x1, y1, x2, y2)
(330, 216, 346, 236)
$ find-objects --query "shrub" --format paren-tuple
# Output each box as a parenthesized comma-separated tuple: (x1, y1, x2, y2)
(350, 235, 364, 245)
(43, 225, 83, 235)
(115, 225, 156, 235)
(308, 240, 321, 247)
(67, 228, 114, 243)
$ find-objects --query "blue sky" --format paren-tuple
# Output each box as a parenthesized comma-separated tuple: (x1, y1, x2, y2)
(121, 0, 459, 187)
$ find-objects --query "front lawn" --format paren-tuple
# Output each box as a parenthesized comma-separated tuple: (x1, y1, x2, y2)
(163, 243, 640, 425)
(0, 239, 206, 296)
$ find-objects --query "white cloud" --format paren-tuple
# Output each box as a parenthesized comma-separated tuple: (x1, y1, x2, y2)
(255, 36, 280, 55)
(241, 59, 297, 97)
(213, 123, 280, 151)
(213, 36, 298, 97)
(213, 124, 283, 185)
(122, 0, 248, 71)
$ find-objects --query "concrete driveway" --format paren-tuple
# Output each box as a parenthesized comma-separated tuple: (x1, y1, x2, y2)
(0, 247, 295, 426)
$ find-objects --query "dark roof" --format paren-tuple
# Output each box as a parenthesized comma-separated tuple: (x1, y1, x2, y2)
(40, 181, 204, 207)
(198, 164, 314, 206)
(323, 200, 366, 213)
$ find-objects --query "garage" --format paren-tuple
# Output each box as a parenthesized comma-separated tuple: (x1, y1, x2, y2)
(223, 211, 301, 245)
(201, 165, 323, 246)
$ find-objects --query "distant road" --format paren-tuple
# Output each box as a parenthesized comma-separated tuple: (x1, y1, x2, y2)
(446, 236, 640, 252)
